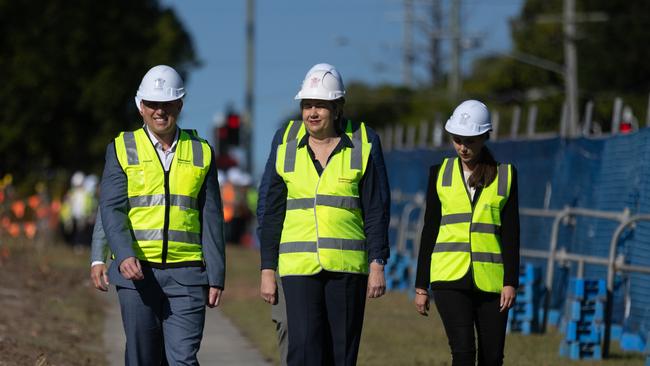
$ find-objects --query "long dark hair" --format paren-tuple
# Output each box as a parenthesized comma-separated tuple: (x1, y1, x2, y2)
(467, 146, 497, 189)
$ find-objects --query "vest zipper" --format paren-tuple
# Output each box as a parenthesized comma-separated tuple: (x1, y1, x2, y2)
(143, 126, 174, 266)
(162, 170, 170, 265)
(310, 140, 341, 271)
(313, 165, 327, 270)
(461, 160, 482, 287)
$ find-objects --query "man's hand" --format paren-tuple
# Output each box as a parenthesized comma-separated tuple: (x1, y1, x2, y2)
(119, 257, 144, 280)
(260, 269, 277, 304)
(207, 287, 222, 308)
(367, 262, 386, 299)
(500, 285, 516, 312)
(414, 289, 430, 316)
(90, 263, 109, 291)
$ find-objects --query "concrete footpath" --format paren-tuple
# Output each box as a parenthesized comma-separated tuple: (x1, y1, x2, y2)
(101, 287, 270, 365)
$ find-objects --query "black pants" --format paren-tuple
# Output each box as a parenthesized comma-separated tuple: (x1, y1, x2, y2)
(282, 271, 368, 366)
(433, 289, 508, 366)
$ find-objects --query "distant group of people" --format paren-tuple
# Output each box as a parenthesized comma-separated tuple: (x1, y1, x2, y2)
(59, 171, 99, 247)
(83, 63, 519, 366)
(0, 169, 102, 248)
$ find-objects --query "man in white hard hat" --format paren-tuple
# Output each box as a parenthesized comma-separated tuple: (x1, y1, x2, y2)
(100, 65, 226, 365)
(259, 63, 390, 366)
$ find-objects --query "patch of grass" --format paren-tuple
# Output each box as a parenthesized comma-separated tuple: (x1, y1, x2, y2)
(222, 245, 645, 366)
(0, 237, 106, 366)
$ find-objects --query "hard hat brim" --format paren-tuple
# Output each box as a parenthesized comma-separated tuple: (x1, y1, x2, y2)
(444, 121, 491, 137)
(135, 93, 185, 111)
(294, 91, 344, 101)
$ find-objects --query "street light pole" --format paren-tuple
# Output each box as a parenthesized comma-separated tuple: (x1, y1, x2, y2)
(449, 0, 461, 99)
(563, 0, 579, 137)
(244, 0, 255, 173)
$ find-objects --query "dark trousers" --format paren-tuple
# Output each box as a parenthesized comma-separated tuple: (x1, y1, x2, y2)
(433, 289, 508, 366)
(282, 271, 368, 366)
(117, 269, 207, 366)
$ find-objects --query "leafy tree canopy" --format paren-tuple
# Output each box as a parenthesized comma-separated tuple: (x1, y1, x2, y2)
(464, 0, 650, 131)
(0, 0, 198, 188)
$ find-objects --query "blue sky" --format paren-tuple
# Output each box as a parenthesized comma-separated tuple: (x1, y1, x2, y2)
(160, 0, 523, 178)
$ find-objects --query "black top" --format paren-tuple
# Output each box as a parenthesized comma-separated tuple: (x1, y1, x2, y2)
(260, 131, 389, 271)
(415, 162, 520, 290)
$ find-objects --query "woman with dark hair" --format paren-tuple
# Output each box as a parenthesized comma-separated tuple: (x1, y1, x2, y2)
(414, 100, 520, 365)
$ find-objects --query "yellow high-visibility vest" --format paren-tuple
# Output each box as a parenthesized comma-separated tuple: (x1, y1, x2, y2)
(114, 128, 211, 266)
(275, 120, 371, 276)
(431, 157, 512, 293)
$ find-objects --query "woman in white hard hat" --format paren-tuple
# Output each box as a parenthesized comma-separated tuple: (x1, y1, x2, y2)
(259, 63, 390, 366)
(414, 100, 520, 365)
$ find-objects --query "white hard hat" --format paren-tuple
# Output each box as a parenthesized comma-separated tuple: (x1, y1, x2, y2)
(71, 171, 85, 187)
(295, 63, 345, 101)
(134, 65, 185, 111)
(83, 174, 99, 193)
(445, 100, 492, 136)
(227, 167, 252, 186)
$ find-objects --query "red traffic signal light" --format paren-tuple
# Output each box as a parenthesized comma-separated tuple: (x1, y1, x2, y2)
(218, 113, 240, 146)
(227, 114, 241, 129)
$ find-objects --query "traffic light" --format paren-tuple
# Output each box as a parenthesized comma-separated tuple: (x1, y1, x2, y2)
(215, 112, 241, 149)
(225, 113, 240, 145)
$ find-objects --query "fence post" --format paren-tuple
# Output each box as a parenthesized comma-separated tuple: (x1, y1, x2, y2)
(383, 126, 393, 152)
(511, 105, 521, 139)
(492, 110, 500, 141)
(582, 100, 594, 136)
(560, 102, 568, 137)
(418, 120, 429, 148)
(405, 125, 416, 149)
(526, 104, 538, 137)
(394, 125, 404, 150)
(611, 97, 623, 134)
(433, 121, 443, 147)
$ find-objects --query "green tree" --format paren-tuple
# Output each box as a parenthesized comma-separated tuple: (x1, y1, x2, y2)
(465, 0, 650, 132)
(0, 0, 198, 188)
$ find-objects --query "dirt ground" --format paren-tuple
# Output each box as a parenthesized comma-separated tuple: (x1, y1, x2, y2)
(0, 238, 106, 366)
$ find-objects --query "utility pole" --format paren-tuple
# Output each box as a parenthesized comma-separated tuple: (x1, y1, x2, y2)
(429, 0, 443, 88)
(536, 2, 607, 137)
(244, 0, 255, 173)
(403, 0, 415, 87)
(563, 0, 579, 137)
(449, 0, 461, 99)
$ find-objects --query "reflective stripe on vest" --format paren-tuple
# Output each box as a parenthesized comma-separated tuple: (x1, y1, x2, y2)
(430, 157, 512, 293)
(114, 128, 211, 265)
(283, 120, 304, 173)
(276, 120, 371, 276)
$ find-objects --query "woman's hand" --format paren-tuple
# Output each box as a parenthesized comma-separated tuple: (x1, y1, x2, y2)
(260, 269, 278, 305)
(500, 285, 516, 312)
(367, 262, 386, 298)
(414, 288, 430, 316)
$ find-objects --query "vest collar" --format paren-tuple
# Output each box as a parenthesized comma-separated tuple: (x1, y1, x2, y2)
(143, 125, 180, 152)
(297, 129, 354, 150)
(454, 157, 484, 206)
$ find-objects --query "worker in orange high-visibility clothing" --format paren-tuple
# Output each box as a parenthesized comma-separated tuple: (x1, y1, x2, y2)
(221, 180, 235, 224)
